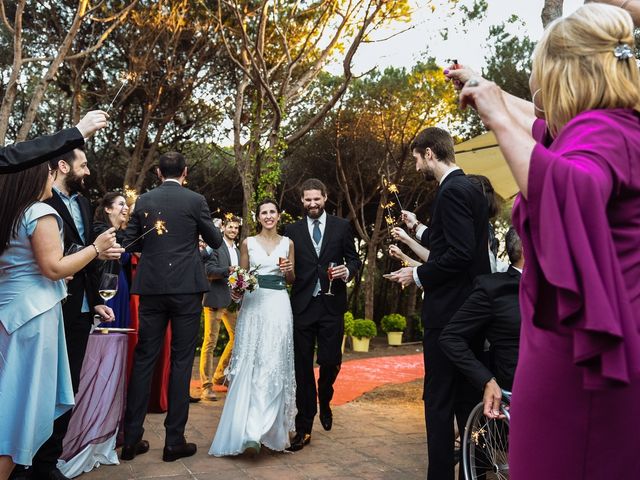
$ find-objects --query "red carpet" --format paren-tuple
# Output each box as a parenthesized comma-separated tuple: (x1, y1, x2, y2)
(195, 353, 425, 404)
(317, 353, 424, 406)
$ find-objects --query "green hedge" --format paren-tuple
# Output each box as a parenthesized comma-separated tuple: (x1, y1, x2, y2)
(352, 318, 377, 339)
(380, 313, 407, 333)
(344, 311, 355, 336)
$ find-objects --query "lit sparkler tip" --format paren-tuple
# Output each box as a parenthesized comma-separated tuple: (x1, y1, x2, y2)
(124, 185, 138, 201)
(154, 220, 168, 235)
(224, 212, 233, 220)
(388, 183, 399, 193)
(119, 71, 136, 82)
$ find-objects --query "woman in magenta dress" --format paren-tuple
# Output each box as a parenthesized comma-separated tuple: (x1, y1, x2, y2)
(448, 4, 640, 478)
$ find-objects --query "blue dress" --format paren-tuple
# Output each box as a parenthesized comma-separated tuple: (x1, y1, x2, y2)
(0, 202, 75, 466)
(100, 253, 131, 328)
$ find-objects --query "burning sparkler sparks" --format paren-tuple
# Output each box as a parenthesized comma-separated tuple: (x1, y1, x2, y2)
(383, 176, 404, 211)
(106, 72, 136, 113)
(123, 215, 168, 249)
(124, 185, 138, 204)
(154, 220, 168, 235)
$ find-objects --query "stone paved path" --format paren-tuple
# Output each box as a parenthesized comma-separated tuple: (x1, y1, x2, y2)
(81, 385, 427, 479)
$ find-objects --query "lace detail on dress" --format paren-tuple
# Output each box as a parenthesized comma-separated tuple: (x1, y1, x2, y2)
(210, 236, 296, 455)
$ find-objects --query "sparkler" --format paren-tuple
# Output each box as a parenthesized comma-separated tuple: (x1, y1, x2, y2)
(124, 185, 138, 204)
(383, 176, 404, 211)
(123, 215, 168, 249)
(106, 72, 136, 113)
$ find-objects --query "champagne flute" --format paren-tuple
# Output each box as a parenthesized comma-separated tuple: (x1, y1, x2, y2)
(325, 262, 337, 296)
(99, 272, 118, 301)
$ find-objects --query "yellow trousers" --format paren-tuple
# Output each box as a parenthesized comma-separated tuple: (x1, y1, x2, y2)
(199, 307, 237, 389)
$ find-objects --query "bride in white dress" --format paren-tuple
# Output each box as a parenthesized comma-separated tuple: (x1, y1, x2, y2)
(210, 199, 297, 456)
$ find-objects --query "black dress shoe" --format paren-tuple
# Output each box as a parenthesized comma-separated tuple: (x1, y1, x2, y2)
(163, 442, 197, 462)
(9, 465, 32, 480)
(189, 395, 201, 403)
(33, 468, 69, 480)
(319, 406, 333, 431)
(120, 439, 150, 461)
(286, 432, 311, 452)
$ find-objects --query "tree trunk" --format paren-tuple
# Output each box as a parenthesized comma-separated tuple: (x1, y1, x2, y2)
(16, 0, 89, 140)
(364, 240, 378, 321)
(541, 0, 564, 28)
(0, 0, 25, 143)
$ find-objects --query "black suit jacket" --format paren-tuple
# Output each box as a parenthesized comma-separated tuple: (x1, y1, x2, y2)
(123, 181, 222, 295)
(417, 169, 490, 329)
(285, 215, 361, 316)
(0, 128, 84, 173)
(45, 189, 98, 316)
(439, 266, 522, 391)
(203, 242, 239, 309)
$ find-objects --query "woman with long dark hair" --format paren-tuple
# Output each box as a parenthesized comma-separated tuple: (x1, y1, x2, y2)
(210, 199, 296, 456)
(0, 164, 116, 479)
(94, 192, 132, 328)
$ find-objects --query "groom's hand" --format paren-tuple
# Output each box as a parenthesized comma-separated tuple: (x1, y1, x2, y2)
(331, 264, 349, 281)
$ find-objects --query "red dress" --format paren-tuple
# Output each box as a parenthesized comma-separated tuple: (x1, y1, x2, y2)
(127, 255, 172, 413)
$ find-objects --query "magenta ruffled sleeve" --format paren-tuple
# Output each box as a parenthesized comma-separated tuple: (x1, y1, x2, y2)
(524, 112, 640, 389)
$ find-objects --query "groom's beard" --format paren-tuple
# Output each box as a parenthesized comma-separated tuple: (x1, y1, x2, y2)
(305, 205, 324, 219)
(65, 171, 86, 194)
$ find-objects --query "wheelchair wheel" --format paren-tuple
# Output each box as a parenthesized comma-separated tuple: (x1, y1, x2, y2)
(462, 395, 510, 480)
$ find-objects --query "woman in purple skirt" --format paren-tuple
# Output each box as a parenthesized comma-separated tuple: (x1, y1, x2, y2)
(448, 4, 640, 478)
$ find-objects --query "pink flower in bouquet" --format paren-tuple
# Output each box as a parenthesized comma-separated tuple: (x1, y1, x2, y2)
(228, 265, 259, 294)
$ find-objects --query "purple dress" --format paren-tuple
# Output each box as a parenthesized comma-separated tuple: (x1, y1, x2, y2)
(510, 109, 640, 478)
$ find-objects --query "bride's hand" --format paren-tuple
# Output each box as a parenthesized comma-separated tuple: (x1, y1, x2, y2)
(230, 289, 243, 303)
(278, 258, 293, 274)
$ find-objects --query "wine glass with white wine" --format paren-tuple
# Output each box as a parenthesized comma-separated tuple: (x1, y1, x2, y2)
(99, 272, 118, 302)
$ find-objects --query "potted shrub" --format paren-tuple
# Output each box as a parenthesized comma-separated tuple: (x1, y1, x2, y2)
(343, 312, 355, 353)
(351, 318, 377, 352)
(380, 313, 407, 346)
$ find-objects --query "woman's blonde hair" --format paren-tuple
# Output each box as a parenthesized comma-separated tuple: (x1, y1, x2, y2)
(532, 3, 640, 136)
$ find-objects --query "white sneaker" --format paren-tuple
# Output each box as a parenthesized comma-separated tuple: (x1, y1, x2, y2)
(201, 387, 217, 401)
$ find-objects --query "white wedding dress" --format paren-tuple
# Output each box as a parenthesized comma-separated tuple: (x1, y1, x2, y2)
(209, 236, 296, 456)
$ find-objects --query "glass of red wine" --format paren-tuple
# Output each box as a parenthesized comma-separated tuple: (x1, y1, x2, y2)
(325, 262, 337, 296)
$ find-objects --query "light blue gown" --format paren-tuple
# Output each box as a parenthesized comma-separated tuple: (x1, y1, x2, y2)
(0, 202, 74, 466)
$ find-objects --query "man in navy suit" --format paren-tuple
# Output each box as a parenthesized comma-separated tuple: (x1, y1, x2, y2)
(121, 152, 222, 463)
(284, 178, 361, 451)
(389, 127, 490, 480)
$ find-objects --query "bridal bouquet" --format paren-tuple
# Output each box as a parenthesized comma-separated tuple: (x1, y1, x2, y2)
(228, 265, 259, 294)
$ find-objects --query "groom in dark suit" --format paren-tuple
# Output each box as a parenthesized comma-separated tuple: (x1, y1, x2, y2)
(284, 178, 361, 451)
(121, 152, 222, 462)
(391, 127, 490, 480)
